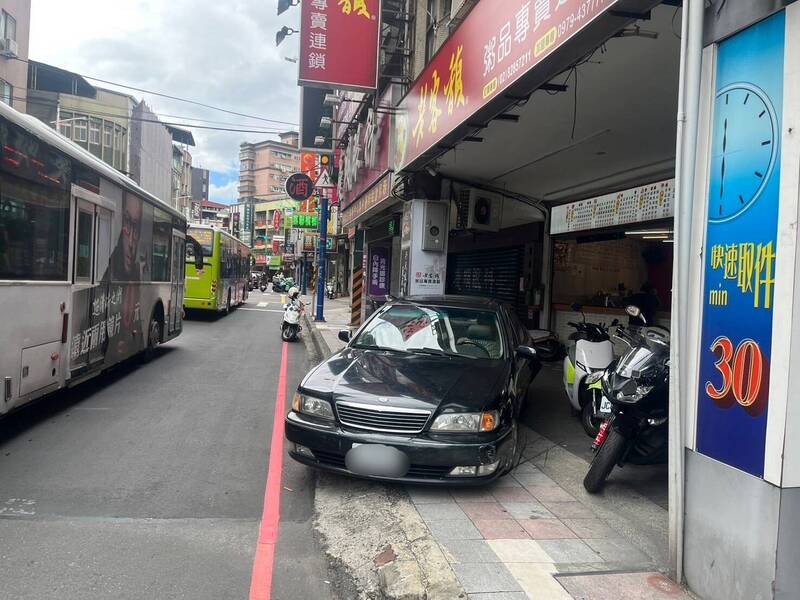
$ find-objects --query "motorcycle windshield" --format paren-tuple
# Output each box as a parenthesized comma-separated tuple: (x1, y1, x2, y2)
(616, 346, 661, 379)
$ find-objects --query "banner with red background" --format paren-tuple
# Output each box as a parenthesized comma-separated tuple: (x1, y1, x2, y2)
(299, 0, 381, 92)
(394, 0, 618, 171)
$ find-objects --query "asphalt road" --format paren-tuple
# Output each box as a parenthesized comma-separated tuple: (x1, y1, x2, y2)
(0, 292, 335, 600)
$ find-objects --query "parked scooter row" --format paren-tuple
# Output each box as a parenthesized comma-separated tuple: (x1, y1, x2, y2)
(582, 305, 670, 493)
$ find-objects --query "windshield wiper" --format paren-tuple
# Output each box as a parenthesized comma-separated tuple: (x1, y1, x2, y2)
(408, 347, 472, 359)
(352, 343, 411, 354)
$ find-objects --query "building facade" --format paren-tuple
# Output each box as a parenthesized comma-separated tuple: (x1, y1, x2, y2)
(238, 131, 300, 204)
(27, 61, 187, 207)
(191, 166, 209, 204)
(0, 0, 29, 113)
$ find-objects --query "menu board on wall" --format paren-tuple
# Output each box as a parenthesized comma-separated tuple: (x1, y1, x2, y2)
(550, 179, 675, 235)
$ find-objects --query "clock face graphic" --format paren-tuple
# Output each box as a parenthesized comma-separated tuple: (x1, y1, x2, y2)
(708, 82, 779, 223)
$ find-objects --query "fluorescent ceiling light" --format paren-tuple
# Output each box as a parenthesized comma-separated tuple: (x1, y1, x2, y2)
(643, 235, 669, 240)
(626, 230, 672, 235)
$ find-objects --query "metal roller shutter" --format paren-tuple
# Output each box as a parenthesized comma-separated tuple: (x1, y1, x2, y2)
(446, 247, 523, 310)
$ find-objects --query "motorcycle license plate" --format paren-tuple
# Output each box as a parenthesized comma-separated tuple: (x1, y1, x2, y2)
(599, 398, 612, 414)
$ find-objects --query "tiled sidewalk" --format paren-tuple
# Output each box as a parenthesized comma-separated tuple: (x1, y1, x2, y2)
(406, 432, 687, 600)
(302, 304, 690, 599)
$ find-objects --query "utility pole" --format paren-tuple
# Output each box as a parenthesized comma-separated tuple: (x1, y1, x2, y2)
(315, 191, 329, 322)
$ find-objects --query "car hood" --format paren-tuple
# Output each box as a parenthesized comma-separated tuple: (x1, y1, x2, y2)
(301, 348, 508, 413)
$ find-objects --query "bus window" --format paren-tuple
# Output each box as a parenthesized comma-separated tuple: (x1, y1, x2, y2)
(188, 228, 213, 258)
(152, 208, 171, 281)
(75, 209, 93, 281)
(0, 175, 69, 281)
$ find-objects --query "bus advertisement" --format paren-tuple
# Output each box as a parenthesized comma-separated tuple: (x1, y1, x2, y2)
(0, 101, 191, 416)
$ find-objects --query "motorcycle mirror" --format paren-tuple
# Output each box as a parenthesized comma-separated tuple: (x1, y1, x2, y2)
(338, 329, 351, 343)
(570, 302, 582, 312)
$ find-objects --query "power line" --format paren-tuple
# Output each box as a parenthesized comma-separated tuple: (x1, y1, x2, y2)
(18, 56, 300, 127)
(16, 95, 288, 134)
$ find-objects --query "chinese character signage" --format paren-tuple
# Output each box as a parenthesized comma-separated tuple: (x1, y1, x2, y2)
(286, 173, 315, 201)
(299, 0, 381, 92)
(368, 245, 390, 296)
(394, 0, 617, 171)
(288, 213, 320, 229)
(696, 12, 785, 478)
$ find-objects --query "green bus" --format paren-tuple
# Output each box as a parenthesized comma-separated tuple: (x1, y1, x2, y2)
(185, 226, 250, 312)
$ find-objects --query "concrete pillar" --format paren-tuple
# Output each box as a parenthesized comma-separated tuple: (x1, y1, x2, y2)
(682, 6, 800, 599)
(400, 199, 449, 297)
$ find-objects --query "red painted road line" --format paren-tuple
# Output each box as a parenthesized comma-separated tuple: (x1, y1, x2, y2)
(249, 341, 289, 600)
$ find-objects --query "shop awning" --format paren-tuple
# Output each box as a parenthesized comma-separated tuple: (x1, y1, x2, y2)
(418, 1, 677, 204)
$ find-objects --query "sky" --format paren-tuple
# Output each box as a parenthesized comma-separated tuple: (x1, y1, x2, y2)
(30, 0, 301, 204)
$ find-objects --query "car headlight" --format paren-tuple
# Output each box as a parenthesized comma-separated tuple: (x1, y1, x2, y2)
(585, 371, 604, 385)
(430, 410, 499, 432)
(292, 392, 334, 420)
(616, 385, 654, 403)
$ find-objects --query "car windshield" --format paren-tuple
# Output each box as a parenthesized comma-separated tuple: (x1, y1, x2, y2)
(352, 304, 504, 359)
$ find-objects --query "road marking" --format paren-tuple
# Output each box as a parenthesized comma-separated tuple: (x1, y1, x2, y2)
(239, 308, 285, 314)
(0, 498, 36, 517)
(257, 302, 269, 308)
(249, 341, 289, 600)
(72, 407, 112, 411)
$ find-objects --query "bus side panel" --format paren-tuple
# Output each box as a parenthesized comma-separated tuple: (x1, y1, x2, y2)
(0, 285, 71, 415)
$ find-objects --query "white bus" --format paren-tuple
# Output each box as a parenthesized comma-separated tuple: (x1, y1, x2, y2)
(0, 101, 198, 416)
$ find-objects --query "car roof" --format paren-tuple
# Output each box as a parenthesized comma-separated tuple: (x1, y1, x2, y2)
(397, 295, 505, 310)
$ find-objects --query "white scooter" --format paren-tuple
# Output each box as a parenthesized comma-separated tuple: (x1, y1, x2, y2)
(281, 300, 303, 342)
(562, 304, 615, 438)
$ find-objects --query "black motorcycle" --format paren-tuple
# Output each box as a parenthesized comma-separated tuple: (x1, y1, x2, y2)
(583, 305, 670, 493)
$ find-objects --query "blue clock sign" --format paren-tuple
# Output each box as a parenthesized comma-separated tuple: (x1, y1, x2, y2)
(696, 11, 785, 478)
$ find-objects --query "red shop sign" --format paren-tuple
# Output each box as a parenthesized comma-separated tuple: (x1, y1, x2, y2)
(394, 0, 618, 171)
(299, 0, 381, 92)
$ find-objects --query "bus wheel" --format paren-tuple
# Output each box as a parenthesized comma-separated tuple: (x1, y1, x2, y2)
(144, 315, 161, 362)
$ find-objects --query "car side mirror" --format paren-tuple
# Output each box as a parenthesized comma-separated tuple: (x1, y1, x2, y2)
(516, 345, 538, 361)
(338, 329, 351, 343)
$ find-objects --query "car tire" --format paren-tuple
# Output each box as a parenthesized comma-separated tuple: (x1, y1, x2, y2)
(583, 427, 626, 493)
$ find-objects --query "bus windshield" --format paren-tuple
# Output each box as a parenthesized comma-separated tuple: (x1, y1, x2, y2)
(187, 228, 214, 257)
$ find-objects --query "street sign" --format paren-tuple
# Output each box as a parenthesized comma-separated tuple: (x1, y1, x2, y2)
(285, 173, 315, 201)
(315, 167, 335, 189)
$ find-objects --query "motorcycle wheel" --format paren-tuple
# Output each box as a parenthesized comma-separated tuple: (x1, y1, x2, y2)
(583, 427, 627, 493)
(281, 324, 293, 342)
(535, 339, 563, 361)
(581, 399, 604, 438)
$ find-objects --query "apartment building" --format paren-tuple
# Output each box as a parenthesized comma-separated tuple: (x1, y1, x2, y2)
(238, 131, 299, 203)
(0, 1, 29, 113)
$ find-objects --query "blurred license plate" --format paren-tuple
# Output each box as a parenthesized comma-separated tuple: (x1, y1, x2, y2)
(345, 444, 410, 478)
(599, 398, 612, 414)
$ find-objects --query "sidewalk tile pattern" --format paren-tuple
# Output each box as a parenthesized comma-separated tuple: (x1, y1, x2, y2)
(404, 456, 664, 599)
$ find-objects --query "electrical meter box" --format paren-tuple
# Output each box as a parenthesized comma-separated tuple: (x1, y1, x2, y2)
(421, 201, 447, 252)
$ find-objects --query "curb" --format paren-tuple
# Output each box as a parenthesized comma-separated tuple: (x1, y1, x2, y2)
(303, 312, 331, 362)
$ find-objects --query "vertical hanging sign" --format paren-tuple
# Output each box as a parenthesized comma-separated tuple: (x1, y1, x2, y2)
(696, 12, 785, 478)
(299, 0, 381, 92)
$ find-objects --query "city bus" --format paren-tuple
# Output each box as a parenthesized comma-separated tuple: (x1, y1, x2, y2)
(0, 101, 197, 417)
(184, 226, 250, 312)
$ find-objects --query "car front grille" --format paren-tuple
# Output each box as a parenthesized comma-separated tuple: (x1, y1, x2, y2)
(335, 401, 431, 433)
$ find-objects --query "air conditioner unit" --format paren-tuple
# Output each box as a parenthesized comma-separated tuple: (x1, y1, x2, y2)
(455, 188, 502, 231)
(0, 39, 18, 58)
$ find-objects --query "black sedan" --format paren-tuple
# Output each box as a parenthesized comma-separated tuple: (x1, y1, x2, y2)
(285, 296, 541, 485)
